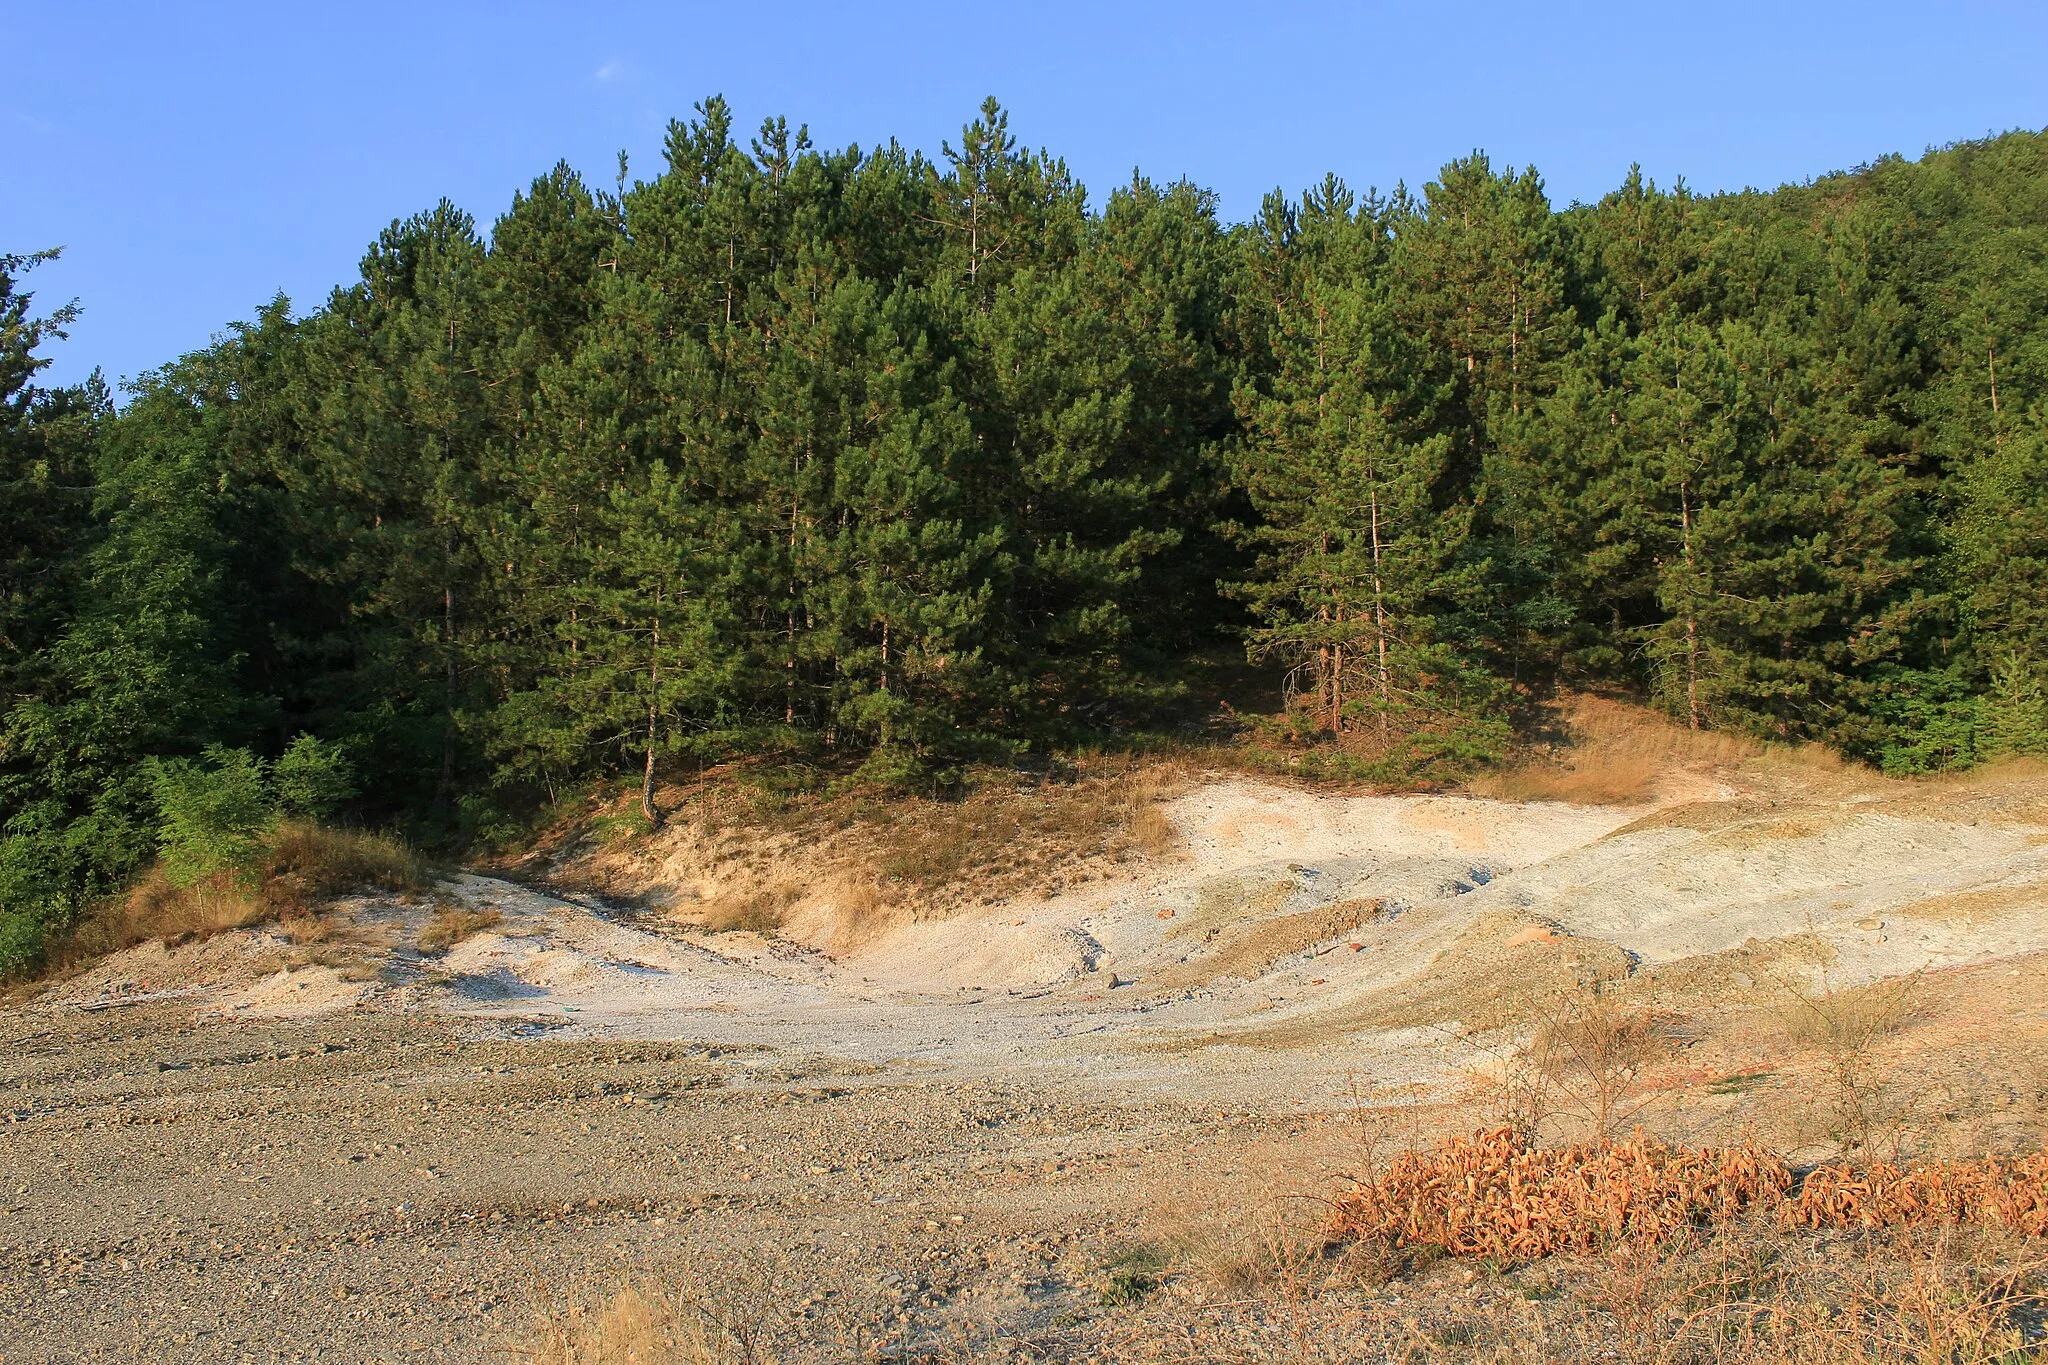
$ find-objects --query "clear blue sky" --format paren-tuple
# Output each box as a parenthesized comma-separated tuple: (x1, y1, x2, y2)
(8, 1, 2044, 391)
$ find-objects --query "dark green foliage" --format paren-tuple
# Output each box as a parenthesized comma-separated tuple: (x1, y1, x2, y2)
(6, 110, 2048, 969)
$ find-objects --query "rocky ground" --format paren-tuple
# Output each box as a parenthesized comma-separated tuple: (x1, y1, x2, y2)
(0, 1004, 1361, 1363)
(8, 745, 2048, 1362)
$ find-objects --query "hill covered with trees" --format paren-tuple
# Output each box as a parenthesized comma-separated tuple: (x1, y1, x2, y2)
(4, 99, 2046, 970)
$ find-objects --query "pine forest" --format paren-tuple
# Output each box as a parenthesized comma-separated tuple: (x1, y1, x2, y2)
(5, 98, 2048, 970)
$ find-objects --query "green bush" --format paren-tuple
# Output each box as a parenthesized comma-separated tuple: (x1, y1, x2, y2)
(1980, 654, 2048, 760)
(273, 733, 357, 820)
(148, 745, 275, 888)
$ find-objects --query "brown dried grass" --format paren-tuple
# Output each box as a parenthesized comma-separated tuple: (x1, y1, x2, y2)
(697, 885, 795, 935)
(40, 823, 426, 976)
(566, 757, 1195, 943)
(263, 822, 427, 911)
(1474, 697, 1762, 806)
(1074, 1222, 2048, 1365)
(1330, 1127, 2048, 1261)
(518, 1282, 756, 1365)
(416, 904, 503, 955)
(1329, 1127, 1793, 1259)
(860, 762, 1190, 904)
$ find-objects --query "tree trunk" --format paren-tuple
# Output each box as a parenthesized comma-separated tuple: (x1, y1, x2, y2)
(1990, 343, 2004, 450)
(1680, 479, 1701, 732)
(434, 581, 457, 811)
(641, 606, 663, 829)
(1369, 485, 1391, 741)
(1331, 635, 1344, 735)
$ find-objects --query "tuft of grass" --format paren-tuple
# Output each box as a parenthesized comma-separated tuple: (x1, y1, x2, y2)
(519, 1282, 760, 1365)
(263, 822, 427, 915)
(1099, 1267, 1159, 1306)
(697, 886, 794, 935)
(417, 904, 503, 955)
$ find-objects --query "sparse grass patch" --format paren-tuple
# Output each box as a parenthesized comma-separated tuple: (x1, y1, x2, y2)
(545, 754, 1194, 937)
(1149, 1190, 1333, 1299)
(417, 904, 503, 955)
(519, 1282, 758, 1365)
(698, 885, 795, 935)
(32, 822, 428, 980)
(860, 762, 1189, 905)
(1775, 974, 1921, 1156)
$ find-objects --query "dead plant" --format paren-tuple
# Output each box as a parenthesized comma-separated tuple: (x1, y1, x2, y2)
(1789, 1151, 2048, 1234)
(1775, 973, 1921, 1158)
(1328, 1126, 1792, 1259)
(1464, 983, 1667, 1145)
(1534, 986, 1671, 1142)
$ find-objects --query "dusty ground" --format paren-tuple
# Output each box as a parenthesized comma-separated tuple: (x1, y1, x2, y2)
(9, 739, 2048, 1362)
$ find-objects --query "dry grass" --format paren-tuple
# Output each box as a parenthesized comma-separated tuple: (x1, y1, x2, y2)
(1474, 697, 1763, 805)
(1775, 977, 1918, 1052)
(103, 866, 273, 943)
(1152, 1196, 1334, 1300)
(522, 1200, 2048, 1364)
(263, 823, 427, 913)
(547, 756, 1194, 944)
(696, 885, 795, 935)
(518, 1283, 759, 1365)
(857, 762, 1190, 913)
(1075, 1222, 2048, 1365)
(1233, 910, 1635, 1048)
(36, 823, 427, 979)
(611, 758, 1196, 943)
(1774, 975, 1921, 1157)
(1149, 896, 1387, 993)
(416, 904, 504, 955)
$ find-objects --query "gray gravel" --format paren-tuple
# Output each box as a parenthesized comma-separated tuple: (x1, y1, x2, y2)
(0, 1005, 1325, 1363)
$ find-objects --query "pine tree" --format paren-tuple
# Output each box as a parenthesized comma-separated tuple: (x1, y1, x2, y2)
(1229, 176, 1503, 769)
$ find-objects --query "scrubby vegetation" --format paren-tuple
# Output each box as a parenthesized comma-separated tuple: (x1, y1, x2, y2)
(18, 734, 424, 977)
(7, 113, 2048, 969)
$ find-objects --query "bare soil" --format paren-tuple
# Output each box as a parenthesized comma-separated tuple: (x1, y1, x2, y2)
(10, 730, 2048, 1361)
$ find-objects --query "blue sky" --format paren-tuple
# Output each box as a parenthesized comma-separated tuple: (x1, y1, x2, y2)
(8, 1, 2045, 390)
